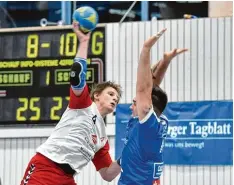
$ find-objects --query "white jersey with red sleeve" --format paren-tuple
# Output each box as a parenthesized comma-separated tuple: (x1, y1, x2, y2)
(36, 84, 112, 174)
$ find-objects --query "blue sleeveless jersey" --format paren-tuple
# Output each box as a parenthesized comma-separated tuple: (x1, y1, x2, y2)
(118, 108, 168, 185)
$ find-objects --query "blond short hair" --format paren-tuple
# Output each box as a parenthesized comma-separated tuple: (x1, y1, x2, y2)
(90, 81, 122, 103)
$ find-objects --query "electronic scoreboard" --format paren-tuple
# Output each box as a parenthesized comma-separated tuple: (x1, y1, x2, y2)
(0, 25, 105, 124)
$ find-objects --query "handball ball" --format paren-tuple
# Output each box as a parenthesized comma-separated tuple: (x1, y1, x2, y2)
(73, 6, 99, 33)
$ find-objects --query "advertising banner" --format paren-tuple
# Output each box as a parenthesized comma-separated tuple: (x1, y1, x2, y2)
(115, 101, 233, 165)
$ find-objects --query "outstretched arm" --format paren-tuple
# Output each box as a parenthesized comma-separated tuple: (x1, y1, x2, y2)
(136, 29, 166, 121)
(92, 141, 121, 182)
(70, 22, 91, 96)
(152, 48, 188, 87)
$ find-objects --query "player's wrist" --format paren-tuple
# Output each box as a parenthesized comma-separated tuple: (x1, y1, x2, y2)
(79, 40, 89, 45)
(70, 58, 87, 90)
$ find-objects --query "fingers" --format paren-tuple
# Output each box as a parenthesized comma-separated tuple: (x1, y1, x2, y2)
(172, 49, 177, 55)
(155, 28, 167, 40)
(72, 21, 91, 42)
(144, 28, 167, 48)
(72, 21, 79, 27)
(151, 28, 167, 44)
(176, 48, 188, 55)
(72, 21, 83, 35)
(86, 32, 91, 37)
(72, 21, 79, 30)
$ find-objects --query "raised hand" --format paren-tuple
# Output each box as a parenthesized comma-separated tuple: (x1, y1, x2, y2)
(151, 48, 188, 86)
(72, 21, 91, 43)
(163, 48, 188, 62)
(143, 28, 167, 49)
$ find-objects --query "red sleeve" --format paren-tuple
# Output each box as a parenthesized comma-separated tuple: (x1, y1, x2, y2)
(69, 85, 92, 109)
(92, 141, 112, 171)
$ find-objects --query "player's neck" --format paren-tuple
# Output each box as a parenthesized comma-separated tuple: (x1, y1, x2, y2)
(94, 102, 108, 118)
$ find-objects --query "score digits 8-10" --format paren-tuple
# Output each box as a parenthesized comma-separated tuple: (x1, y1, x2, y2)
(16, 96, 70, 121)
(26, 31, 104, 58)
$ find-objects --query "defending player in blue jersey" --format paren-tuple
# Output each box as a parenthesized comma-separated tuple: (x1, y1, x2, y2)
(117, 29, 188, 185)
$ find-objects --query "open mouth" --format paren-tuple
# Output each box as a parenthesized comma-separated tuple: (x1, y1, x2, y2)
(110, 102, 115, 107)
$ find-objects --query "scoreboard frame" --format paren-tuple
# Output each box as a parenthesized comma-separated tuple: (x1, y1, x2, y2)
(0, 24, 106, 125)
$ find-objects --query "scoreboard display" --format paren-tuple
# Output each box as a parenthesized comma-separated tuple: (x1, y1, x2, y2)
(0, 25, 105, 124)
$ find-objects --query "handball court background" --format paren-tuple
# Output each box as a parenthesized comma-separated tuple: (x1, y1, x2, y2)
(0, 16, 233, 185)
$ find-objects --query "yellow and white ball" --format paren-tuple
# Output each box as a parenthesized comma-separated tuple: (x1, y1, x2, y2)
(73, 6, 99, 33)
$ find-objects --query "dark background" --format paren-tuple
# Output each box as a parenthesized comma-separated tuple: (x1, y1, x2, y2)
(0, 1, 208, 28)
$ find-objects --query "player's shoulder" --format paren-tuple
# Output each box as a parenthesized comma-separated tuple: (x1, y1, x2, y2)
(66, 102, 95, 117)
(78, 102, 98, 115)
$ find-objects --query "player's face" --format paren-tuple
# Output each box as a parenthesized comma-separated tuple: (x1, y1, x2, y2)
(130, 98, 138, 117)
(95, 87, 119, 114)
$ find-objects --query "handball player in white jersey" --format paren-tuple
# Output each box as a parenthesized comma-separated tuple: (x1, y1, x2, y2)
(21, 22, 122, 185)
